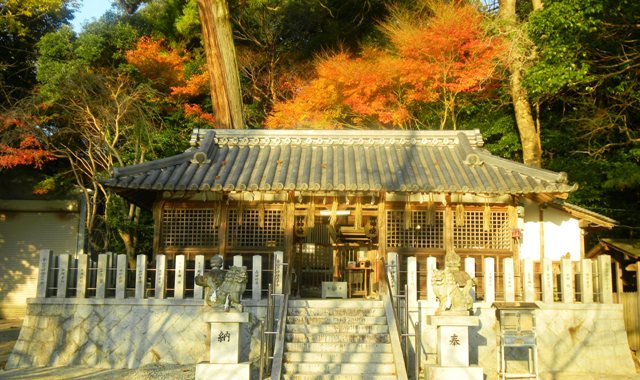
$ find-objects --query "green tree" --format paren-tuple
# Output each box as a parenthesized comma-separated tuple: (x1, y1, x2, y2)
(0, 0, 75, 103)
(526, 0, 640, 233)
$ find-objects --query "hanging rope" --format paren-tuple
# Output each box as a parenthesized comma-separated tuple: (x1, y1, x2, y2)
(237, 193, 244, 225)
(329, 197, 338, 226)
(258, 193, 265, 228)
(404, 200, 412, 230)
(213, 200, 222, 227)
(307, 196, 315, 228)
(426, 193, 436, 226)
(483, 204, 491, 231)
(455, 194, 465, 227)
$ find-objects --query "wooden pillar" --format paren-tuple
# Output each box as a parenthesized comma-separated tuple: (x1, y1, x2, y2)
(284, 196, 295, 266)
(444, 204, 454, 252)
(152, 200, 165, 256)
(615, 260, 624, 302)
(218, 201, 229, 258)
(510, 205, 522, 299)
(378, 196, 387, 258)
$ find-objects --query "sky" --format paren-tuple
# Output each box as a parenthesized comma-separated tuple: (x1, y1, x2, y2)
(71, 0, 115, 32)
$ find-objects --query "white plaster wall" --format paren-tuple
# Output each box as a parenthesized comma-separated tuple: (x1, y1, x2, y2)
(519, 201, 581, 261)
(543, 207, 581, 260)
(0, 203, 80, 318)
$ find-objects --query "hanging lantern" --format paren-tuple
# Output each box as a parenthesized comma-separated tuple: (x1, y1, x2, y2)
(295, 216, 307, 237)
(366, 217, 378, 238)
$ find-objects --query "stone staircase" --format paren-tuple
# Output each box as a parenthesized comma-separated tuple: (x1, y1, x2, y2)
(282, 299, 398, 380)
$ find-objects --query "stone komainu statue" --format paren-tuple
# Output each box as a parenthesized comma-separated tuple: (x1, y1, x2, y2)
(431, 250, 475, 313)
(195, 255, 247, 312)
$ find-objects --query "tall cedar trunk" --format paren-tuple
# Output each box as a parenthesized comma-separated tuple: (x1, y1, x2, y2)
(198, 0, 244, 129)
(500, 0, 542, 167)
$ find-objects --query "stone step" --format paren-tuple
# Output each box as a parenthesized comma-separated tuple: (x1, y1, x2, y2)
(284, 351, 394, 364)
(287, 307, 385, 317)
(285, 332, 389, 344)
(282, 375, 398, 380)
(283, 362, 396, 375)
(284, 342, 392, 353)
(288, 300, 383, 309)
(286, 323, 388, 334)
(286, 316, 387, 325)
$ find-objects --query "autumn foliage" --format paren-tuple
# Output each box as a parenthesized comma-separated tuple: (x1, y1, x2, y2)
(0, 117, 53, 169)
(125, 36, 215, 125)
(266, 3, 504, 129)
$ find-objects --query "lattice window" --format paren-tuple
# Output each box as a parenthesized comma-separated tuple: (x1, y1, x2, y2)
(227, 208, 284, 249)
(453, 209, 511, 250)
(386, 210, 444, 248)
(161, 207, 218, 248)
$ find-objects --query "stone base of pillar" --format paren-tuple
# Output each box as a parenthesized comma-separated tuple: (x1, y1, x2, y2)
(195, 362, 250, 380)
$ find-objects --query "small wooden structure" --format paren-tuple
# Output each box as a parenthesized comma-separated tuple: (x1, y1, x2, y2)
(104, 129, 597, 299)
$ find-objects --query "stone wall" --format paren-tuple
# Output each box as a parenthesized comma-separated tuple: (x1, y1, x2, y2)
(6, 298, 267, 370)
(416, 301, 637, 379)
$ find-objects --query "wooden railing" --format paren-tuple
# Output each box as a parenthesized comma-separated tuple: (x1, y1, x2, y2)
(34, 249, 279, 301)
(388, 252, 615, 306)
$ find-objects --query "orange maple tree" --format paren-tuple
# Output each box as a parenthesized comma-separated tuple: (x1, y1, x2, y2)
(0, 117, 53, 169)
(125, 36, 215, 125)
(266, 2, 504, 129)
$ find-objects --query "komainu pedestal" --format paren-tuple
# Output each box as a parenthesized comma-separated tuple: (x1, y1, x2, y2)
(428, 314, 484, 380)
(195, 312, 250, 380)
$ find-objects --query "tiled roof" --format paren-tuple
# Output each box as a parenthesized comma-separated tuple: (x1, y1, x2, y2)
(104, 129, 576, 202)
